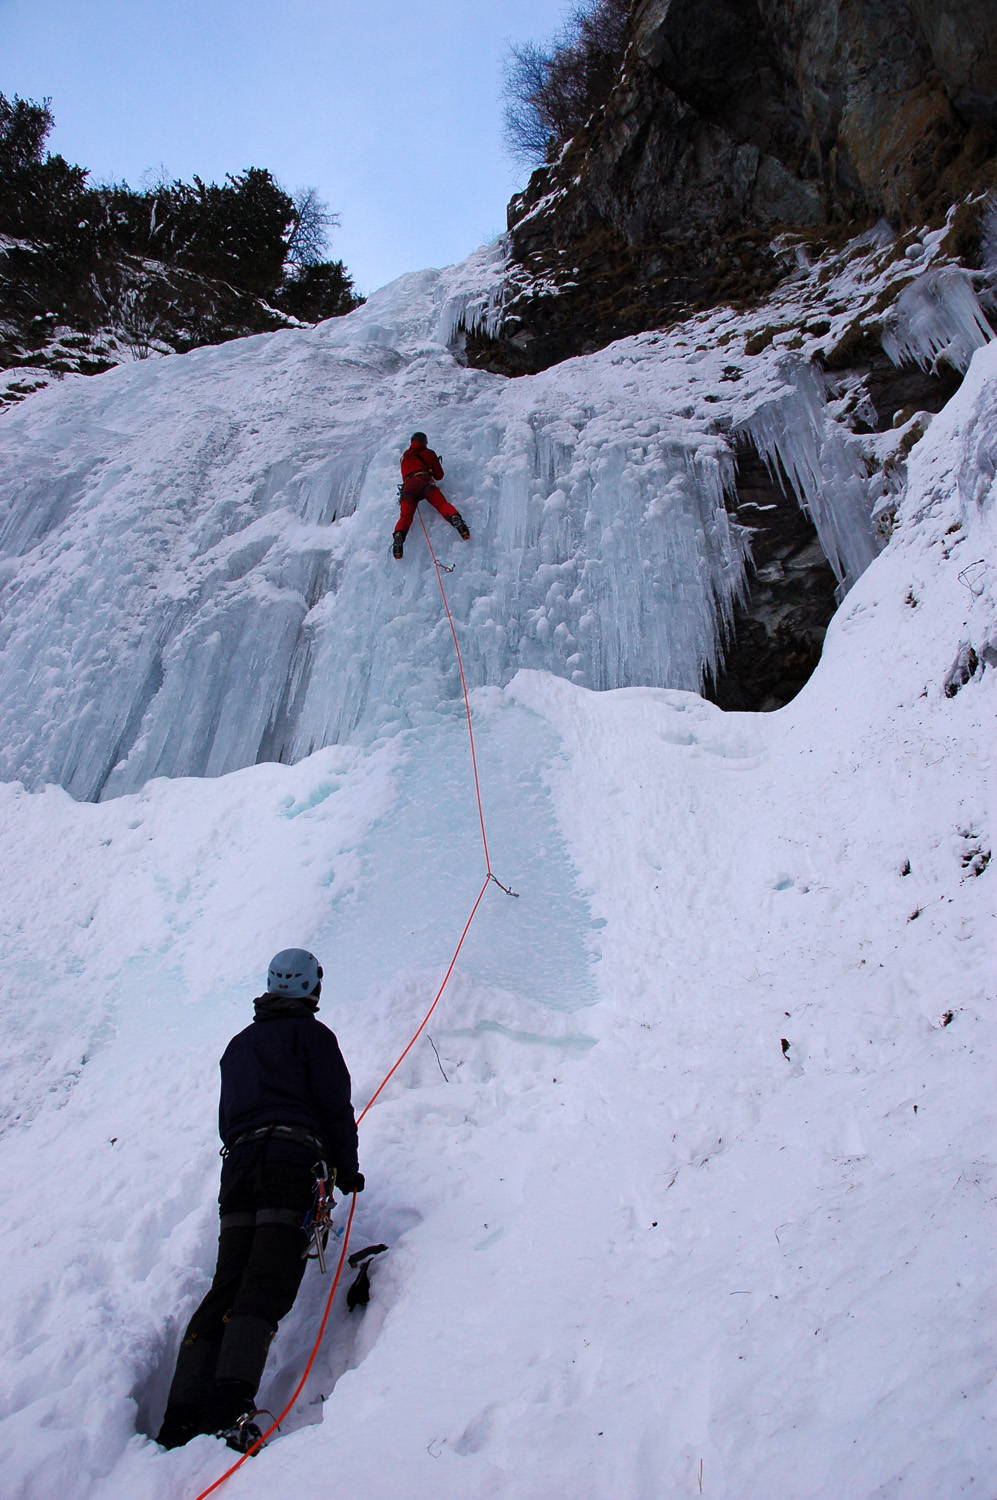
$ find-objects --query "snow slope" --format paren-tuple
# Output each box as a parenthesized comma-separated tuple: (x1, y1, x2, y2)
(0, 264, 994, 1500)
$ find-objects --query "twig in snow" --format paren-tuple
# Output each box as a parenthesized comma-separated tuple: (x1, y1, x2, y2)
(427, 1034, 449, 1082)
(908, 893, 945, 921)
(957, 559, 987, 597)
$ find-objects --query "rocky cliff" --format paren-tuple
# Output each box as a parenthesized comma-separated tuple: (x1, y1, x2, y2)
(470, 0, 997, 377)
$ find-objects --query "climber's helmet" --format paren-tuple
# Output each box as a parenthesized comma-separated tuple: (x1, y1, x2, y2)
(267, 948, 322, 998)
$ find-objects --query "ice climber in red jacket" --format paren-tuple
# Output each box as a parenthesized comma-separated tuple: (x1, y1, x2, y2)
(392, 432, 470, 559)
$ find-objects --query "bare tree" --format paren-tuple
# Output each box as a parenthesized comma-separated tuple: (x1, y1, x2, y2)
(285, 187, 340, 267)
(502, 0, 631, 167)
(503, 42, 557, 166)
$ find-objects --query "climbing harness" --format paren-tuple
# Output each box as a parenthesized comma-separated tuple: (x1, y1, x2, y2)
(190, 508, 516, 1499)
(222, 1123, 325, 1158)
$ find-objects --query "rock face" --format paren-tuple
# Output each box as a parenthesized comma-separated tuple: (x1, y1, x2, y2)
(707, 448, 839, 713)
(469, 0, 997, 376)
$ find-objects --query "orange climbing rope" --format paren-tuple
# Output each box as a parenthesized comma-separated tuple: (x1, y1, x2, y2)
(418, 510, 492, 870)
(190, 513, 504, 1498)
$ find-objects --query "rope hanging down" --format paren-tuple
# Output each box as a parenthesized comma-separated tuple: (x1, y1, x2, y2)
(417, 512, 518, 899)
(191, 515, 515, 1499)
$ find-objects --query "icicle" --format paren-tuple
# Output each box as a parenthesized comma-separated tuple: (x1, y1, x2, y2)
(735, 360, 878, 593)
(881, 266, 993, 374)
(436, 285, 506, 348)
(435, 239, 510, 348)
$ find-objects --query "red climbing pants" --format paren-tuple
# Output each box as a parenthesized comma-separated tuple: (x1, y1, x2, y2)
(395, 480, 459, 536)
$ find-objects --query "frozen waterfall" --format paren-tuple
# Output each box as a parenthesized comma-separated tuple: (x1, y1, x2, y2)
(0, 244, 881, 800)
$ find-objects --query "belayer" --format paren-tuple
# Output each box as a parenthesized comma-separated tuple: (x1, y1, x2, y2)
(392, 430, 470, 559)
(156, 949, 362, 1454)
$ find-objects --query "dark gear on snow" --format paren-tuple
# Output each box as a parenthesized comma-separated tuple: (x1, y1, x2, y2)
(392, 530, 404, 559)
(156, 966, 360, 1450)
(345, 1243, 388, 1310)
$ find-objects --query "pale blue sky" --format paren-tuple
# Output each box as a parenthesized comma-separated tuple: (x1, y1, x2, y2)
(0, 0, 568, 294)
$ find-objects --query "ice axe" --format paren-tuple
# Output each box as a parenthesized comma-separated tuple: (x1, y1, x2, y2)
(346, 1243, 388, 1309)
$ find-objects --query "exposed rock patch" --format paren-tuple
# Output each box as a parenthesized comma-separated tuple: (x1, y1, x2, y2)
(707, 349, 970, 711)
(0, 246, 299, 406)
(706, 448, 839, 712)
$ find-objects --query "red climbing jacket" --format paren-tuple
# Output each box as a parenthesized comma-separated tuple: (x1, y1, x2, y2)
(400, 441, 444, 487)
(396, 440, 458, 536)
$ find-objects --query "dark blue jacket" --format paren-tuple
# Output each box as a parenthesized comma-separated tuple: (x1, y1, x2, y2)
(218, 996, 359, 1185)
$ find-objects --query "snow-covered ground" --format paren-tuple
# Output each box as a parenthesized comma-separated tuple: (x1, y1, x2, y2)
(0, 246, 994, 1499)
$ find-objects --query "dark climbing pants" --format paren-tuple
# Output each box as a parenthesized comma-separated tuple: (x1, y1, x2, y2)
(163, 1160, 314, 1415)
